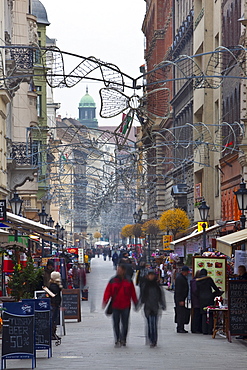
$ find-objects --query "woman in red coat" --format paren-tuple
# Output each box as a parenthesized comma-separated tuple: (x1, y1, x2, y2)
(103, 264, 138, 347)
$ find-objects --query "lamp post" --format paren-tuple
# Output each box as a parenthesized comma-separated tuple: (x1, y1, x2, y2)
(38, 206, 48, 257)
(9, 193, 23, 243)
(198, 200, 210, 254)
(9, 193, 23, 268)
(47, 215, 54, 255)
(234, 179, 247, 250)
(60, 226, 65, 251)
(133, 211, 138, 248)
(55, 222, 61, 253)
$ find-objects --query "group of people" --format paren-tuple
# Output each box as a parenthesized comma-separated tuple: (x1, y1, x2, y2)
(175, 266, 224, 335)
(102, 263, 166, 348)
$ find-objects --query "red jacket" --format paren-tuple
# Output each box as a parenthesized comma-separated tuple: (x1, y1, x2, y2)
(103, 275, 138, 310)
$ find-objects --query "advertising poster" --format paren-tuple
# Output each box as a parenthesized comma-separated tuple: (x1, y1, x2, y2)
(193, 256, 226, 294)
(234, 250, 247, 274)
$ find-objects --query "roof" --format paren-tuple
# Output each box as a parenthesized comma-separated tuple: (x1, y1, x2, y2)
(170, 224, 222, 246)
(79, 88, 96, 108)
(32, 0, 50, 25)
(3, 212, 63, 245)
(216, 229, 247, 256)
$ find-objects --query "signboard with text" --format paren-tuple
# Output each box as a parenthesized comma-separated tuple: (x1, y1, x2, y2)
(197, 222, 209, 232)
(193, 256, 226, 295)
(1, 301, 36, 369)
(0, 200, 6, 221)
(163, 235, 173, 250)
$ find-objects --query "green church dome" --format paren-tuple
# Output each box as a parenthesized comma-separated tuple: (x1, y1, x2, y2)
(79, 87, 96, 108)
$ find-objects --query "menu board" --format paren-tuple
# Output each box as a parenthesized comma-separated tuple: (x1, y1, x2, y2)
(228, 280, 247, 336)
(1, 302, 36, 369)
(62, 289, 81, 322)
(23, 298, 52, 358)
(193, 257, 226, 294)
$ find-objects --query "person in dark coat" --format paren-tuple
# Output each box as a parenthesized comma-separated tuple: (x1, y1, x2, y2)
(49, 271, 62, 340)
(43, 259, 54, 287)
(140, 270, 166, 347)
(174, 265, 189, 333)
(196, 268, 223, 335)
(112, 250, 119, 270)
(119, 252, 134, 279)
(190, 270, 202, 333)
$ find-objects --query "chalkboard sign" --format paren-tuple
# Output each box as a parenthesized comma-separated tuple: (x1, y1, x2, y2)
(62, 289, 81, 322)
(228, 280, 247, 336)
(23, 298, 52, 358)
(1, 301, 36, 369)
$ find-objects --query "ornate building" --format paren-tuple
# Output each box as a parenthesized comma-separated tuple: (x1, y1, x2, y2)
(78, 88, 98, 129)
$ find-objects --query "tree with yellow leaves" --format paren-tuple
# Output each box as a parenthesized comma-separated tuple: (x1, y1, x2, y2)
(159, 208, 190, 239)
(121, 224, 134, 244)
(93, 231, 102, 240)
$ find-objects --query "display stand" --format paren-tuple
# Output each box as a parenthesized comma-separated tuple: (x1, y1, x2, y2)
(1, 301, 36, 369)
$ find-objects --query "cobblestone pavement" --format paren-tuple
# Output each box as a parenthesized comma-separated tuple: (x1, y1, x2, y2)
(1, 257, 246, 370)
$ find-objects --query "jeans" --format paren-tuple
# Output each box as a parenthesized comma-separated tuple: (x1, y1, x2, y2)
(112, 307, 130, 343)
(147, 314, 158, 345)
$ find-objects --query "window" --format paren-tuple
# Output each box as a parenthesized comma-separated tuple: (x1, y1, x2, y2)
(36, 86, 42, 117)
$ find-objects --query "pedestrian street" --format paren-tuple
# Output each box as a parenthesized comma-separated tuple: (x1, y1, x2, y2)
(2, 257, 247, 370)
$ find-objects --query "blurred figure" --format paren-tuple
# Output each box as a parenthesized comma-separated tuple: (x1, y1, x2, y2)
(174, 266, 189, 333)
(140, 270, 166, 347)
(196, 268, 223, 335)
(49, 271, 62, 340)
(43, 259, 54, 287)
(136, 261, 148, 293)
(190, 270, 202, 333)
(102, 264, 138, 347)
(237, 265, 247, 280)
(103, 249, 107, 261)
(119, 251, 134, 279)
(112, 250, 119, 270)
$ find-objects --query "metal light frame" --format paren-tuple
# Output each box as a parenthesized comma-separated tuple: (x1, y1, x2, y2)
(9, 193, 23, 216)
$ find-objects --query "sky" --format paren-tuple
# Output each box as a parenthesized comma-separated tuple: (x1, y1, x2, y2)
(41, 0, 146, 126)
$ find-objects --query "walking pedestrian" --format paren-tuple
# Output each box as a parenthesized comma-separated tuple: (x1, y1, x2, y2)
(112, 250, 119, 269)
(139, 270, 166, 347)
(102, 264, 138, 347)
(174, 265, 190, 333)
(49, 271, 62, 340)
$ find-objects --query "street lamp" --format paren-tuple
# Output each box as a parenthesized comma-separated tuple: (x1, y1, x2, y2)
(9, 193, 23, 216)
(38, 206, 48, 224)
(47, 216, 54, 255)
(234, 179, 247, 230)
(38, 206, 48, 257)
(9, 193, 23, 266)
(55, 222, 61, 253)
(133, 211, 138, 224)
(198, 200, 210, 254)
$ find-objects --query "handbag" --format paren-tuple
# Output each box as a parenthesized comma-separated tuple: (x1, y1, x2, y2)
(174, 306, 191, 324)
(105, 298, 113, 316)
(184, 307, 191, 325)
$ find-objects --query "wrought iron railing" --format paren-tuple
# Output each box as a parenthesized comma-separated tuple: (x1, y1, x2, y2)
(10, 142, 39, 166)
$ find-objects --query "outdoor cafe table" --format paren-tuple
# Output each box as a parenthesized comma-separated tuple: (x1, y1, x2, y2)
(205, 306, 231, 342)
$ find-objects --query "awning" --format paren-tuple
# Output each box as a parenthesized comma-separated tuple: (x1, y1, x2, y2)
(1, 212, 64, 245)
(216, 229, 247, 256)
(5, 212, 54, 233)
(170, 224, 221, 246)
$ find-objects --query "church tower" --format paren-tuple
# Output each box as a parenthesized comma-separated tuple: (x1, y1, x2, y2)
(78, 87, 98, 129)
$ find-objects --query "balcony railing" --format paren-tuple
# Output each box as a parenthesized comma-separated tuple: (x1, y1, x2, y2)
(10, 142, 39, 166)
